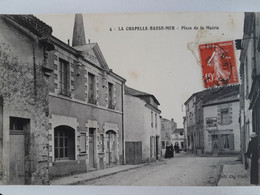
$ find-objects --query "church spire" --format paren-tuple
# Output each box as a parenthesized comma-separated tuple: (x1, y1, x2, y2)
(72, 14, 86, 47)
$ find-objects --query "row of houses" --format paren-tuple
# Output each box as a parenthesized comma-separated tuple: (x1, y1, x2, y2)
(184, 85, 241, 156)
(0, 14, 176, 185)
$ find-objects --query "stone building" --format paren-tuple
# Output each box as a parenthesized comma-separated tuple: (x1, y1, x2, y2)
(203, 86, 240, 155)
(124, 86, 161, 164)
(0, 15, 54, 184)
(161, 118, 177, 152)
(0, 14, 126, 184)
(47, 14, 126, 178)
(185, 85, 240, 155)
(183, 116, 187, 151)
(184, 90, 206, 154)
(171, 128, 185, 150)
(239, 12, 260, 184)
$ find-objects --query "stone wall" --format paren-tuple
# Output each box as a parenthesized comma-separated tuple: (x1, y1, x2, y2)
(0, 16, 50, 184)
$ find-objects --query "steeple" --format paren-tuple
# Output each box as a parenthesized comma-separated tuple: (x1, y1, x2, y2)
(72, 14, 86, 47)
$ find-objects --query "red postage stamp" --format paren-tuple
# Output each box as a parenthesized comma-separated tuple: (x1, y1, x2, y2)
(199, 41, 239, 88)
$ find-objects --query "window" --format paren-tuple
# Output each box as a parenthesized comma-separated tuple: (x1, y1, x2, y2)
(155, 114, 157, 128)
(108, 82, 115, 109)
(59, 59, 70, 96)
(206, 117, 217, 127)
(80, 133, 86, 153)
(151, 111, 153, 127)
(88, 73, 96, 104)
(10, 117, 30, 131)
(220, 108, 229, 125)
(54, 126, 75, 160)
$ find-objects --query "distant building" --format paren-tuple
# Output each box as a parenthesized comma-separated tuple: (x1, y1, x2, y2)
(161, 118, 177, 155)
(171, 128, 185, 150)
(184, 85, 240, 155)
(124, 86, 161, 163)
(183, 116, 188, 151)
(203, 86, 240, 155)
(184, 90, 206, 154)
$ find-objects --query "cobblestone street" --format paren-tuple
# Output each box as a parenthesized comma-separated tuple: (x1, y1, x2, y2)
(81, 152, 236, 186)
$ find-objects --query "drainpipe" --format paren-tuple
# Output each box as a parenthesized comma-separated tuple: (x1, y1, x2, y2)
(121, 83, 125, 164)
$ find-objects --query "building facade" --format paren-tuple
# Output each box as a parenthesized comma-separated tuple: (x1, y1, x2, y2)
(161, 118, 177, 149)
(183, 116, 188, 151)
(203, 87, 240, 155)
(124, 86, 161, 163)
(0, 15, 54, 184)
(47, 14, 126, 178)
(185, 85, 240, 156)
(184, 91, 205, 154)
(0, 14, 127, 184)
(171, 128, 185, 150)
(239, 12, 260, 184)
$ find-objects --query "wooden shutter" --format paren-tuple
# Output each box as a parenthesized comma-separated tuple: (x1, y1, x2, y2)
(80, 133, 86, 153)
(218, 135, 223, 150)
(229, 134, 235, 150)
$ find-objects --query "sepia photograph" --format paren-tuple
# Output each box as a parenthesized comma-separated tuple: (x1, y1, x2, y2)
(0, 0, 260, 194)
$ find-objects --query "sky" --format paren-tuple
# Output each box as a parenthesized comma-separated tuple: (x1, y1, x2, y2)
(37, 12, 244, 127)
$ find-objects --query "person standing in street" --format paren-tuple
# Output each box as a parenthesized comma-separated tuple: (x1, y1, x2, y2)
(246, 132, 258, 185)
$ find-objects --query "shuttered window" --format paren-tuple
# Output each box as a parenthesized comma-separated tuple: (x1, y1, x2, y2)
(59, 59, 70, 96)
(220, 108, 230, 125)
(80, 133, 86, 153)
(88, 73, 96, 104)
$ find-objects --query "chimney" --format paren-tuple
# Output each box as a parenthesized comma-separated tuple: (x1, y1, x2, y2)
(72, 14, 86, 47)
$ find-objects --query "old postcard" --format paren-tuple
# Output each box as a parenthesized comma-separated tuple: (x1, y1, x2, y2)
(0, 9, 259, 194)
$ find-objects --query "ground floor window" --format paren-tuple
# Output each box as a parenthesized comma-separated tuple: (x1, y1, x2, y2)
(222, 134, 230, 149)
(211, 133, 234, 151)
(54, 125, 75, 160)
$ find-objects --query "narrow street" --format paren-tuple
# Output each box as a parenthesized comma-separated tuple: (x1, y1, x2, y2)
(81, 152, 237, 186)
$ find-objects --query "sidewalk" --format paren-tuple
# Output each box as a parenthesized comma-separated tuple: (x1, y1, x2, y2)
(217, 161, 250, 186)
(50, 163, 148, 185)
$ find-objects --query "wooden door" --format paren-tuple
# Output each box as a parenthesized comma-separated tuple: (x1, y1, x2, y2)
(134, 142, 142, 164)
(89, 134, 94, 168)
(9, 131, 25, 184)
(106, 131, 117, 166)
(125, 142, 134, 164)
(125, 142, 142, 165)
(155, 136, 159, 160)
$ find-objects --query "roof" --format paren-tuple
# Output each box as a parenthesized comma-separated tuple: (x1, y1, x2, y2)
(184, 85, 240, 105)
(125, 85, 160, 105)
(5, 15, 52, 36)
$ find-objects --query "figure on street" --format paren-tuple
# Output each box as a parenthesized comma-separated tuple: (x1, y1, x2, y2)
(246, 132, 258, 185)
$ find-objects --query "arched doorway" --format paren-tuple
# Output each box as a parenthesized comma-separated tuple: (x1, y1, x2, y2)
(54, 125, 75, 161)
(106, 130, 117, 166)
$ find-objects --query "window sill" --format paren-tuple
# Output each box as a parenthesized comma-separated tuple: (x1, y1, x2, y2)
(79, 153, 87, 156)
(53, 160, 77, 166)
(58, 93, 72, 98)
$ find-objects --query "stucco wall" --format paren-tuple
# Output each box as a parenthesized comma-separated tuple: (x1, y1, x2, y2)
(0, 16, 50, 184)
(124, 95, 145, 142)
(204, 101, 240, 153)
